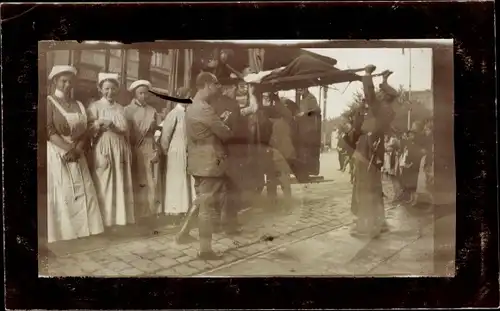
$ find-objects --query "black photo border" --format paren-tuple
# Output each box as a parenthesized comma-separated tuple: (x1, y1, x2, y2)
(2, 1, 498, 309)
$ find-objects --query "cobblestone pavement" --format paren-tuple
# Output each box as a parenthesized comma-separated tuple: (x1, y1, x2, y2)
(201, 206, 436, 276)
(41, 152, 439, 277)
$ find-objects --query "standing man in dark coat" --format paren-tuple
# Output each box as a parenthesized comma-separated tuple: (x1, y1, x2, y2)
(176, 72, 233, 260)
(209, 80, 257, 234)
(295, 87, 322, 176)
(264, 93, 296, 207)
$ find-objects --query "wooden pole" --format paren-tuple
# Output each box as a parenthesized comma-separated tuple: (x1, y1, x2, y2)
(104, 49, 111, 72)
(174, 49, 179, 92)
(166, 49, 179, 111)
(121, 49, 128, 86)
(318, 86, 322, 110)
(119, 49, 129, 104)
(407, 48, 412, 130)
(323, 86, 328, 121)
(322, 86, 328, 152)
(138, 49, 152, 80)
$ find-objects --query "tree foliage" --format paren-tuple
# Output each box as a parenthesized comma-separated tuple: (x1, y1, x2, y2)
(322, 85, 432, 142)
(335, 86, 430, 129)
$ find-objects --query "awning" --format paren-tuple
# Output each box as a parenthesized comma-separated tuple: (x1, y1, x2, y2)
(244, 54, 361, 92)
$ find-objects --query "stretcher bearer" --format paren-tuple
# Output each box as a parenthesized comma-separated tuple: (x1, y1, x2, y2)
(265, 93, 296, 208)
(46, 65, 104, 242)
(350, 68, 399, 238)
(87, 73, 135, 232)
(124, 80, 163, 226)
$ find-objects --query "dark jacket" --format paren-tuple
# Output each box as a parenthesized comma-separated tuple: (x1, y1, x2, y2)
(210, 94, 247, 147)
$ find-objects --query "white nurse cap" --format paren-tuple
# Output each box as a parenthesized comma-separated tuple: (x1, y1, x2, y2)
(128, 79, 152, 92)
(48, 65, 77, 80)
(98, 72, 120, 86)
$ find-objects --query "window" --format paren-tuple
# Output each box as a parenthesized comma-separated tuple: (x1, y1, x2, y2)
(51, 50, 71, 66)
(110, 49, 122, 57)
(128, 50, 139, 62)
(80, 50, 106, 67)
(161, 53, 169, 69)
(151, 52, 165, 68)
(127, 61, 139, 79)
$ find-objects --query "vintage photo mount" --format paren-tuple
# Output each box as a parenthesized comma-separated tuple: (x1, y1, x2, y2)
(2, 2, 498, 309)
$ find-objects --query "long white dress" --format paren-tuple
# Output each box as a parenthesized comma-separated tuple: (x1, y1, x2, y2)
(87, 98, 135, 227)
(160, 104, 193, 215)
(47, 95, 104, 242)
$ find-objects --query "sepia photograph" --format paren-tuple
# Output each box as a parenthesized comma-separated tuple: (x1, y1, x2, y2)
(36, 39, 455, 278)
(3, 1, 497, 308)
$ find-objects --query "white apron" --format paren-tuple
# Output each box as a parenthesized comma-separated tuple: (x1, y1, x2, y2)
(47, 96, 104, 243)
(89, 99, 135, 227)
(161, 106, 193, 215)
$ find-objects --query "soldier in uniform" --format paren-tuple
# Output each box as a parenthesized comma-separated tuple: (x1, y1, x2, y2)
(176, 72, 233, 260)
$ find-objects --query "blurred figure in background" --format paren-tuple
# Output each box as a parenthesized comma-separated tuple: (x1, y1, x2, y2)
(337, 122, 351, 172)
(160, 87, 193, 224)
(337, 121, 356, 183)
(415, 119, 434, 207)
(330, 128, 339, 154)
(296, 87, 322, 177)
(204, 48, 236, 82)
(383, 130, 402, 202)
(264, 92, 296, 209)
(399, 129, 425, 205)
(392, 130, 409, 204)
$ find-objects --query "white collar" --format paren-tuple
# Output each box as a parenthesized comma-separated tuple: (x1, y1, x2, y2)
(101, 97, 117, 105)
(54, 89, 66, 99)
(134, 98, 147, 107)
(175, 103, 186, 111)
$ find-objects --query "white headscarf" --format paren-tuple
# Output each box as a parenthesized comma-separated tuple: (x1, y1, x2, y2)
(48, 65, 77, 80)
(98, 72, 120, 87)
(128, 79, 152, 92)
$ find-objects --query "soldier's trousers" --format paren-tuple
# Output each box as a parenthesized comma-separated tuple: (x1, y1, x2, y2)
(178, 176, 226, 252)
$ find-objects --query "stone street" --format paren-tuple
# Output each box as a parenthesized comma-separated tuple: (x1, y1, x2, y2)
(41, 151, 447, 277)
(202, 208, 436, 276)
